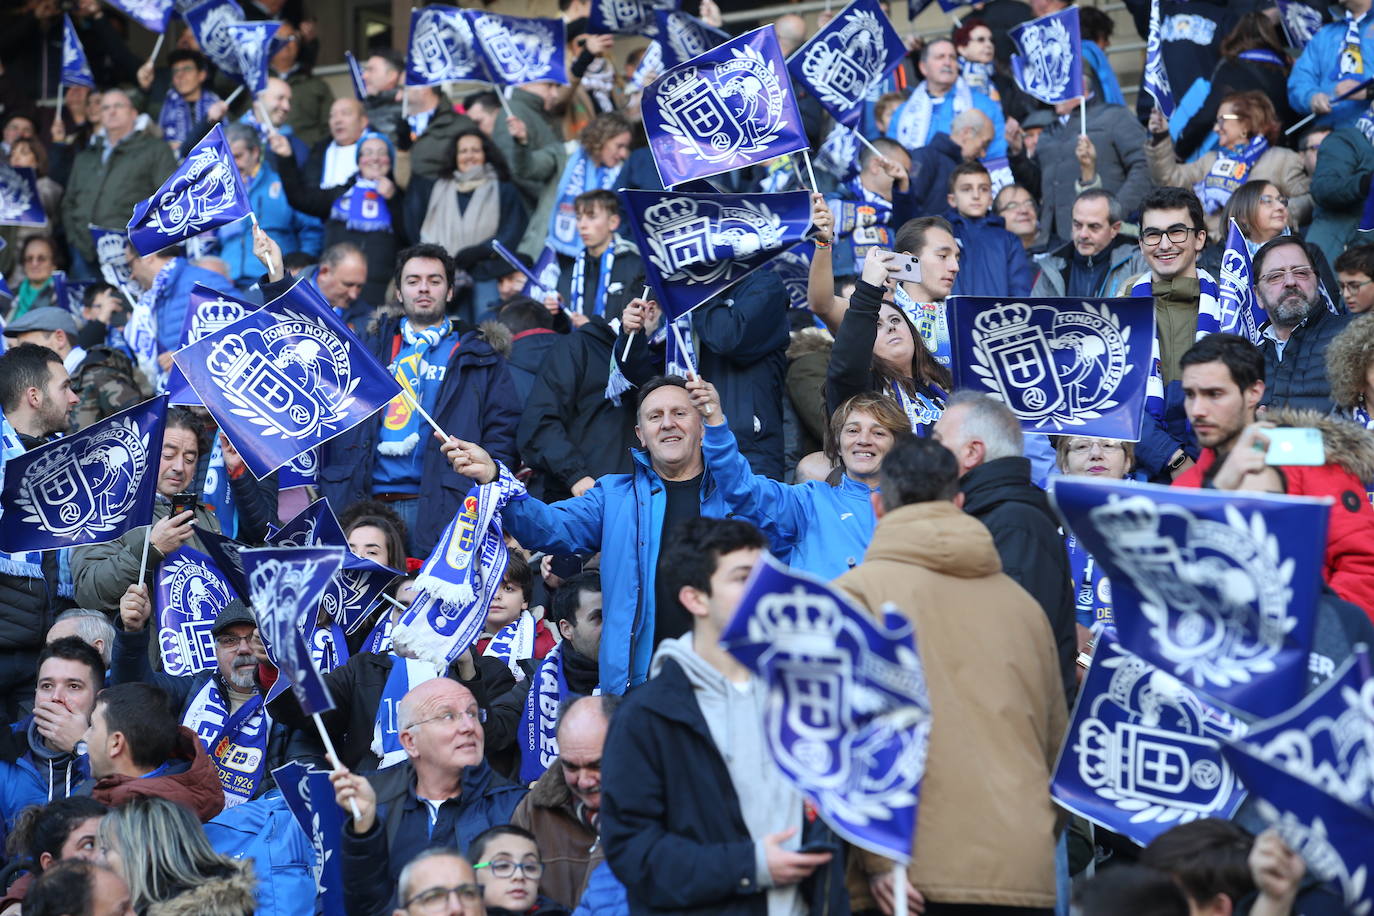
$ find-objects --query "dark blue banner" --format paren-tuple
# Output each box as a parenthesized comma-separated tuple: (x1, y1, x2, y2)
(106, 0, 174, 32)
(1143, 0, 1174, 117)
(591, 0, 677, 38)
(89, 226, 136, 294)
(620, 188, 813, 320)
(1053, 478, 1326, 719)
(470, 12, 567, 86)
(195, 526, 252, 601)
(127, 124, 252, 256)
(653, 11, 729, 69)
(344, 51, 367, 101)
(157, 545, 239, 677)
(719, 553, 930, 862)
(272, 761, 345, 916)
(948, 295, 1155, 440)
(0, 396, 166, 553)
(168, 284, 260, 407)
(1218, 220, 1268, 343)
(242, 545, 343, 715)
(182, 0, 245, 77)
(405, 5, 483, 87)
(642, 26, 808, 187)
(1010, 7, 1083, 105)
(224, 21, 277, 95)
(0, 165, 47, 228)
(1051, 629, 1248, 846)
(788, 0, 907, 129)
(768, 242, 813, 310)
(61, 15, 96, 88)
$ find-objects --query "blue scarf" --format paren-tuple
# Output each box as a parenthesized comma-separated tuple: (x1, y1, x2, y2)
(1066, 534, 1112, 628)
(378, 319, 450, 460)
(307, 622, 349, 672)
(370, 656, 443, 768)
(893, 284, 950, 368)
(1340, 9, 1365, 80)
(548, 150, 621, 257)
(958, 56, 997, 98)
(329, 179, 394, 232)
(570, 245, 616, 316)
(182, 679, 270, 808)
(360, 611, 394, 654)
(1194, 135, 1269, 214)
(1132, 270, 1221, 421)
(891, 380, 946, 437)
(519, 643, 576, 783)
(483, 610, 536, 679)
(1237, 49, 1286, 68)
(159, 89, 221, 149)
(892, 78, 973, 151)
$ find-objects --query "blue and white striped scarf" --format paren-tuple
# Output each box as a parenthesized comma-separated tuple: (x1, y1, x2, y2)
(1131, 269, 1220, 420)
(0, 415, 73, 594)
(892, 78, 974, 152)
(483, 609, 536, 680)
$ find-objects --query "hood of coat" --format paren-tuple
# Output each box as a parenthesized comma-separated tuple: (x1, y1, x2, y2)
(1267, 407, 1374, 481)
(862, 500, 1003, 578)
(959, 456, 1055, 522)
(649, 632, 728, 692)
(786, 326, 834, 361)
(145, 859, 257, 916)
(481, 319, 513, 359)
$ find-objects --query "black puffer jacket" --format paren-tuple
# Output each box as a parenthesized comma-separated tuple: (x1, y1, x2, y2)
(958, 456, 1076, 705)
(1260, 306, 1352, 414)
(0, 557, 64, 652)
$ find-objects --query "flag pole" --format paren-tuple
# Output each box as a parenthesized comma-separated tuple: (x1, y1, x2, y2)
(135, 526, 153, 589)
(854, 132, 886, 159)
(893, 864, 908, 916)
(801, 148, 819, 193)
(222, 84, 245, 119)
(1285, 76, 1374, 135)
(55, 85, 65, 129)
(621, 285, 652, 361)
(1079, 96, 1087, 137)
(313, 713, 363, 819)
(149, 31, 165, 65)
(399, 386, 450, 441)
(492, 83, 516, 119)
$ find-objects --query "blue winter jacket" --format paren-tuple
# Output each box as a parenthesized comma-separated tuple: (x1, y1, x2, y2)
(945, 209, 1034, 298)
(571, 862, 629, 916)
(502, 439, 773, 694)
(205, 791, 318, 916)
(0, 719, 89, 848)
(218, 165, 323, 288)
(1288, 10, 1374, 130)
(886, 85, 1007, 158)
(155, 259, 237, 353)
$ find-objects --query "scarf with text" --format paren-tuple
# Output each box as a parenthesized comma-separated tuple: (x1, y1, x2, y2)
(158, 89, 221, 149)
(483, 610, 536, 681)
(1066, 534, 1113, 629)
(182, 678, 270, 807)
(1340, 9, 1365, 80)
(519, 643, 578, 783)
(370, 656, 444, 768)
(379, 319, 449, 458)
(330, 178, 394, 233)
(570, 245, 616, 316)
(1194, 135, 1269, 214)
(893, 284, 950, 368)
(548, 150, 621, 257)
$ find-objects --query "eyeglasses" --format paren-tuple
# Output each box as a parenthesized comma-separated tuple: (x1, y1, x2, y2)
(404, 708, 486, 730)
(1068, 441, 1126, 454)
(997, 198, 1035, 214)
(170, 64, 199, 75)
(474, 859, 544, 879)
(1214, 113, 1243, 124)
(1140, 224, 1200, 247)
(215, 634, 254, 649)
(402, 884, 482, 913)
(1340, 278, 1374, 295)
(1259, 194, 1290, 207)
(1258, 266, 1315, 287)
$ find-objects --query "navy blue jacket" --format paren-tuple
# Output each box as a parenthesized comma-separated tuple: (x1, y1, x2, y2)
(945, 209, 1034, 298)
(600, 658, 848, 916)
(908, 133, 963, 218)
(318, 309, 521, 556)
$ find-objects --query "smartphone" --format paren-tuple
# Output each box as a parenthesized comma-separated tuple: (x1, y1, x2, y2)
(169, 491, 198, 517)
(798, 841, 833, 855)
(1265, 428, 1325, 466)
(549, 554, 584, 579)
(888, 251, 923, 283)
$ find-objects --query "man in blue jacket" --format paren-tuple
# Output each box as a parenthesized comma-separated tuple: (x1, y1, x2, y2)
(1289, 0, 1374, 131)
(125, 242, 236, 368)
(317, 243, 521, 556)
(945, 160, 1034, 298)
(218, 123, 322, 289)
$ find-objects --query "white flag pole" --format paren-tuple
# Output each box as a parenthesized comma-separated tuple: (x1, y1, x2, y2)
(1079, 95, 1087, 137)
(313, 713, 362, 819)
(621, 285, 652, 361)
(399, 386, 451, 441)
(148, 31, 165, 65)
(893, 864, 908, 916)
(55, 85, 65, 129)
(221, 84, 245, 119)
(492, 83, 515, 119)
(801, 148, 820, 193)
(135, 526, 153, 589)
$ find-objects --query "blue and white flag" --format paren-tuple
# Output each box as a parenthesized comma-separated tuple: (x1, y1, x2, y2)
(1275, 0, 1324, 51)
(983, 155, 1014, 197)
(628, 40, 665, 92)
(89, 226, 136, 294)
(344, 51, 367, 101)
(173, 277, 402, 478)
(225, 21, 278, 95)
(1238, 646, 1373, 810)
(0, 165, 47, 228)
(720, 553, 931, 862)
(0, 396, 166, 553)
(242, 545, 343, 715)
(947, 296, 1155, 440)
(1221, 741, 1374, 914)
(653, 11, 729, 69)
(1051, 629, 1248, 846)
(1052, 478, 1326, 719)
(469, 12, 567, 86)
(525, 246, 562, 301)
(182, 0, 246, 76)
(1009, 7, 1082, 105)
(788, 0, 906, 129)
(1143, 0, 1174, 118)
(405, 5, 483, 87)
(620, 188, 814, 320)
(768, 241, 813, 310)
(591, 0, 677, 37)
(167, 284, 259, 406)
(1360, 175, 1374, 233)
(277, 448, 319, 489)
(158, 545, 239, 677)
(1218, 219, 1268, 343)
(643, 26, 809, 187)
(307, 621, 349, 672)
(392, 465, 525, 667)
(104, 0, 175, 33)
(49, 271, 70, 313)
(272, 761, 345, 916)
(815, 125, 860, 183)
(61, 15, 96, 89)
(127, 124, 252, 256)
(490, 239, 540, 287)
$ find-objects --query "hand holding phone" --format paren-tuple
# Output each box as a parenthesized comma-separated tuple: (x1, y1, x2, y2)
(169, 491, 198, 517)
(888, 251, 923, 283)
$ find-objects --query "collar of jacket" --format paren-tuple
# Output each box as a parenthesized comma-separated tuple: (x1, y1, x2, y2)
(627, 656, 715, 739)
(629, 447, 717, 501)
(1055, 233, 1133, 269)
(958, 455, 1046, 517)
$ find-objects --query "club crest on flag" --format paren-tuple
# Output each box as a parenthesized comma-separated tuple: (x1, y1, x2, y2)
(127, 124, 251, 255)
(791, 0, 906, 128)
(243, 546, 343, 714)
(950, 296, 1152, 439)
(105, 0, 174, 33)
(278, 448, 319, 488)
(225, 21, 277, 95)
(1143, 0, 1174, 118)
(168, 285, 259, 406)
(183, 0, 245, 76)
(592, 0, 675, 37)
(1218, 220, 1267, 343)
(1010, 8, 1081, 104)
(62, 15, 96, 89)
(1275, 0, 1323, 50)
(90, 226, 135, 291)
(406, 5, 481, 86)
(1052, 630, 1247, 845)
(158, 546, 237, 676)
(470, 13, 566, 85)
(655, 11, 729, 68)
(0, 165, 46, 228)
(768, 242, 813, 309)
(1053, 479, 1325, 718)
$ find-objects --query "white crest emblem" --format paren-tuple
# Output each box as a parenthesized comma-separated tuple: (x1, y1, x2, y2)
(656, 43, 789, 166)
(471, 15, 557, 84)
(0, 165, 39, 224)
(148, 144, 242, 238)
(970, 301, 1131, 429)
(15, 418, 151, 541)
(410, 8, 478, 84)
(1092, 497, 1299, 689)
(195, 3, 244, 73)
(231, 25, 268, 84)
(205, 307, 360, 442)
(190, 297, 249, 341)
(284, 448, 318, 477)
(665, 14, 714, 61)
(800, 11, 889, 114)
(643, 197, 786, 285)
(1018, 16, 1075, 100)
(248, 557, 325, 651)
(319, 569, 371, 628)
(62, 23, 84, 72)
(159, 554, 233, 675)
(93, 228, 133, 286)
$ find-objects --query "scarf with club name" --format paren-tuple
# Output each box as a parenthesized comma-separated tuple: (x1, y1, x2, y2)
(370, 655, 445, 768)
(182, 678, 270, 807)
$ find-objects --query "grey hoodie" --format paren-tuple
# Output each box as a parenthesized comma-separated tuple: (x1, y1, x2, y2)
(651, 634, 806, 916)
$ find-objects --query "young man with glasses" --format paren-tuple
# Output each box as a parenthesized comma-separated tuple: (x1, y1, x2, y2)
(1252, 235, 1351, 412)
(1335, 243, 1374, 313)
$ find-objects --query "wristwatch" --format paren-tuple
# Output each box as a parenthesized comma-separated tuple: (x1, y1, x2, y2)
(1166, 450, 1188, 473)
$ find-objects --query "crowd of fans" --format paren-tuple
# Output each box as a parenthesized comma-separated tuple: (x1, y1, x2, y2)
(2, 0, 1374, 914)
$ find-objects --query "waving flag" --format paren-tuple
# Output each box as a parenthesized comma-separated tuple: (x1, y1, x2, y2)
(768, 242, 813, 310)
(0, 396, 166, 553)
(344, 51, 367, 100)
(621, 188, 813, 320)
(183, 0, 246, 76)
(628, 40, 665, 93)
(643, 26, 808, 187)
(789, 0, 907, 129)
(61, 15, 96, 89)
(720, 554, 930, 861)
(1143, 0, 1174, 117)
(0, 165, 46, 229)
(469, 12, 567, 86)
(1052, 478, 1325, 719)
(405, 5, 484, 87)
(243, 545, 344, 714)
(816, 125, 860, 183)
(168, 284, 260, 406)
(173, 277, 401, 478)
(278, 448, 319, 489)
(272, 761, 345, 916)
(127, 124, 252, 256)
(1275, 0, 1324, 51)
(654, 11, 729, 69)
(89, 226, 136, 294)
(948, 295, 1154, 440)
(1052, 629, 1248, 845)
(1218, 220, 1268, 342)
(158, 545, 239, 676)
(1009, 7, 1082, 105)
(591, 0, 676, 37)
(225, 21, 278, 95)
(104, 0, 175, 33)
